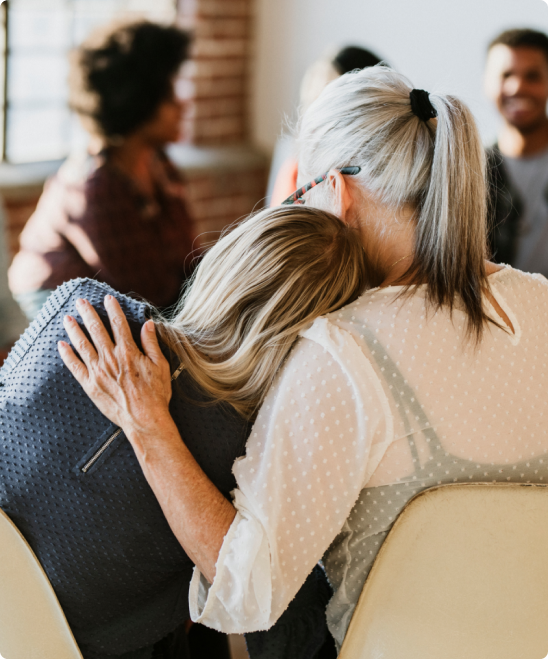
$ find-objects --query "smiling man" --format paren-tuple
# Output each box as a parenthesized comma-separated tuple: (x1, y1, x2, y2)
(485, 29, 548, 274)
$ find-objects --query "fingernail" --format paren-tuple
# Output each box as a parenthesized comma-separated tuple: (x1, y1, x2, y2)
(105, 295, 113, 302)
(58, 341, 66, 349)
(147, 320, 155, 331)
(75, 298, 84, 307)
(64, 315, 74, 323)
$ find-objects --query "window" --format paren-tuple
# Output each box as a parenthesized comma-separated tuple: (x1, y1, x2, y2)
(2, 0, 176, 163)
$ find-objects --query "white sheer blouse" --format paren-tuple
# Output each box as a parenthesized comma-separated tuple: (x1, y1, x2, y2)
(189, 267, 548, 645)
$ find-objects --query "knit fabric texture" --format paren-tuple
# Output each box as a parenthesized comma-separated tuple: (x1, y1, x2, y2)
(0, 278, 250, 658)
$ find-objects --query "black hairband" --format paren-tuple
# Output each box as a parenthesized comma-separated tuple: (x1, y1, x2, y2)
(410, 88, 437, 122)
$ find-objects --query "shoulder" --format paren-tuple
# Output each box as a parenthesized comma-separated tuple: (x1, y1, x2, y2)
(298, 314, 378, 366)
(55, 152, 103, 186)
(490, 266, 548, 303)
(298, 315, 393, 419)
(492, 265, 546, 286)
(48, 153, 123, 201)
(322, 286, 416, 334)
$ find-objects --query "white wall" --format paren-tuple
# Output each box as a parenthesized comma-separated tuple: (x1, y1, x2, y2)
(251, 0, 548, 152)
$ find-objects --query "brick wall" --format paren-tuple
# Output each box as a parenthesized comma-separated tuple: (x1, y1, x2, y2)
(2, 0, 267, 260)
(4, 197, 40, 258)
(173, 0, 267, 242)
(185, 163, 267, 241)
(176, 0, 253, 145)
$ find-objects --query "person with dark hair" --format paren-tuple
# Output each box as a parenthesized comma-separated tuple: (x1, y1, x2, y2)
(267, 45, 385, 206)
(331, 46, 384, 75)
(485, 28, 548, 273)
(9, 20, 196, 320)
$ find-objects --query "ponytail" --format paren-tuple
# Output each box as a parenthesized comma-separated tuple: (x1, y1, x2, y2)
(412, 95, 488, 340)
(297, 66, 490, 341)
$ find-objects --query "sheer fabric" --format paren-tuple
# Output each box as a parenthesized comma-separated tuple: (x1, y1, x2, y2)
(190, 267, 548, 644)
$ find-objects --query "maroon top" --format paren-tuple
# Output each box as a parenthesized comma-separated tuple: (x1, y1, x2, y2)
(9, 150, 197, 308)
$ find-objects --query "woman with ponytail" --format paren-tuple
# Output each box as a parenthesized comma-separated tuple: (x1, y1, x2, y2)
(59, 67, 548, 650)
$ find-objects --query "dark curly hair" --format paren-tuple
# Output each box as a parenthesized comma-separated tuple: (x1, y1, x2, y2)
(489, 28, 548, 65)
(69, 20, 190, 139)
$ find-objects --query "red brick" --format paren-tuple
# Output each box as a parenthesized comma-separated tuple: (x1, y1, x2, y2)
(171, 1, 263, 207)
(186, 171, 264, 201)
(189, 57, 247, 79)
(193, 116, 245, 137)
(191, 193, 256, 220)
(185, 179, 215, 202)
(192, 77, 247, 99)
(192, 96, 246, 120)
(194, 131, 246, 146)
(191, 17, 250, 39)
(197, 0, 252, 18)
(4, 198, 39, 259)
(194, 38, 248, 59)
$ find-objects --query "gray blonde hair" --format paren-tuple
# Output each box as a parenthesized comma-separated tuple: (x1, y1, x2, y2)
(157, 205, 368, 417)
(297, 66, 489, 340)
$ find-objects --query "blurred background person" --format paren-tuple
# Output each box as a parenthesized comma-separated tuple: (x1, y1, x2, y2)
(8, 20, 197, 320)
(267, 46, 385, 206)
(0, 199, 26, 364)
(485, 29, 548, 273)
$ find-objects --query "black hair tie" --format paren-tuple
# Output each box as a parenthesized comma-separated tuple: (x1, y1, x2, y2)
(410, 88, 437, 122)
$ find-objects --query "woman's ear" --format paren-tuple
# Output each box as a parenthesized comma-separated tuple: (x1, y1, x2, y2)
(327, 170, 353, 223)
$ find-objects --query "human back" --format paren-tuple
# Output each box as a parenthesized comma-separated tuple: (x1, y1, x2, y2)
(182, 65, 548, 646)
(320, 265, 548, 643)
(294, 65, 548, 642)
(0, 277, 250, 658)
(0, 204, 367, 657)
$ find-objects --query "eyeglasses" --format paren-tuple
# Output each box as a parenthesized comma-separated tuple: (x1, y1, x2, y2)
(281, 166, 361, 205)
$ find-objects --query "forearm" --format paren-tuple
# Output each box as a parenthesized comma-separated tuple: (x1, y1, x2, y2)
(59, 299, 236, 584)
(126, 414, 236, 584)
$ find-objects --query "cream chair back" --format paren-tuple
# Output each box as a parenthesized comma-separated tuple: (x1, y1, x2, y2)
(0, 507, 82, 659)
(339, 483, 548, 659)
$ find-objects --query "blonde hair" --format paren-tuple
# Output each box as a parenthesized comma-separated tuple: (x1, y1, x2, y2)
(297, 66, 489, 340)
(157, 205, 368, 417)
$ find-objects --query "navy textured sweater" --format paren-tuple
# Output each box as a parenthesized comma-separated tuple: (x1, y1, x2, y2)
(0, 279, 249, 658)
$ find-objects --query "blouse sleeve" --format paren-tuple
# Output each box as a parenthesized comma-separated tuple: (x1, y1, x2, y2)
(189, 317, 392, 633)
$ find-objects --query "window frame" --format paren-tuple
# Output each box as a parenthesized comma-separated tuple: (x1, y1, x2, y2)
(0, 1, 7, 161)
(0, 0, 178, 165)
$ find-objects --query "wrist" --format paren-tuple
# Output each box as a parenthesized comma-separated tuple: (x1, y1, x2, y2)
(123, 410, 178, 451)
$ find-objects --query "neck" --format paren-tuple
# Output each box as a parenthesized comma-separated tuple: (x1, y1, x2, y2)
(98, 134, 158, 195)
(498, 117, 548, 157)
(355, 197, 417, 288)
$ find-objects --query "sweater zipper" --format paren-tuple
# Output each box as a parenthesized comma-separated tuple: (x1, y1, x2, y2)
(81, 361, 185, 474)
(81, 428, 123, 473)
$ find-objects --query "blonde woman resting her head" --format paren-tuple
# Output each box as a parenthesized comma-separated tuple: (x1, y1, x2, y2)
(57, 203, 367, 633)
(157, 205, 367, 418)
(60, 66, 548, 649)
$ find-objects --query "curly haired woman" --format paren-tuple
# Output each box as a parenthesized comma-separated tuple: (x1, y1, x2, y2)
(9, 21, 195, 319)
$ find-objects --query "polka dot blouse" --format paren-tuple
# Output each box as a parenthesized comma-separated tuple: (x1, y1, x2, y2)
(189, 267, 548, 646)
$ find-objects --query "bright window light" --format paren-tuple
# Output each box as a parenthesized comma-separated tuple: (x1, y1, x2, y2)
(4, 0, 177, 163)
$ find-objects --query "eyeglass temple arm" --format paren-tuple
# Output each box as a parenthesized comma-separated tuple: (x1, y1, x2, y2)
(281, 166, 361, 205)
